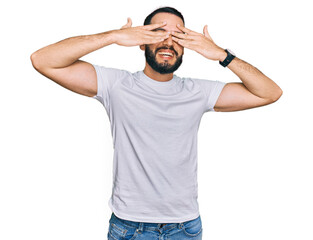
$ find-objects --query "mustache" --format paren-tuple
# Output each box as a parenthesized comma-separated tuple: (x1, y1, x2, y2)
(155, 46, 178, 56)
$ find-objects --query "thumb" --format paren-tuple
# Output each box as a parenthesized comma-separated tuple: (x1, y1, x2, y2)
(203, 25, 213, 41)
(121, 17, 132, 29)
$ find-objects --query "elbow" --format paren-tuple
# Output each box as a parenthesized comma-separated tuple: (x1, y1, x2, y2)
(274, 87, 283, 102)
(30, 51, 40, 70)
(30, 51, 44, 71)
(270, 88, 283, 103)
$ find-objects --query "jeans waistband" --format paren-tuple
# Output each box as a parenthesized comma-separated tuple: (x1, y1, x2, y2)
(110, 212, 187, 231)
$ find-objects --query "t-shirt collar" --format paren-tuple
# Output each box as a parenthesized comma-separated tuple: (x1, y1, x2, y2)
(138, 71, 178, 87)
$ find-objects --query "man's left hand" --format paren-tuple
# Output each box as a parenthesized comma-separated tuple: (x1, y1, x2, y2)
(171, 24, 226, 62)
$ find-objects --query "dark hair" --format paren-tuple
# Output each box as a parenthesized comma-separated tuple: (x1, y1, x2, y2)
(144, 7, 185, 25)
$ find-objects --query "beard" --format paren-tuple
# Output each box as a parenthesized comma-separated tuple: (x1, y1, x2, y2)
(144, 45, 183, 74)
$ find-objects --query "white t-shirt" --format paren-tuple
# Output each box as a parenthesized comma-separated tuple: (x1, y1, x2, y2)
(92, 64, 226, 223)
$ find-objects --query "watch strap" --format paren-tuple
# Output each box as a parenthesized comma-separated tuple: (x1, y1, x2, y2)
(219, 49, 236, 67)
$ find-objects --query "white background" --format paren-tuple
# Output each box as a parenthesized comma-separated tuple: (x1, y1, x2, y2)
(1, 0, 312, 239)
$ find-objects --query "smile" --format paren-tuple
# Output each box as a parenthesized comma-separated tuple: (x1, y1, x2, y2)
(158, 52, 174, 57)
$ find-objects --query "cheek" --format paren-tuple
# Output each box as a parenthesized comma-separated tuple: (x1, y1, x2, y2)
(173, 41, 183, 52)
(176, 45, 184, 56)
(146, 44, 158, 53)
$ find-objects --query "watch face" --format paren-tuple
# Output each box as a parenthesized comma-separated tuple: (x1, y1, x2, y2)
(227, 48, 236, 56)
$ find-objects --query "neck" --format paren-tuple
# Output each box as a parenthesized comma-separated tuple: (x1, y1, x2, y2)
(143, 63, 174, 82)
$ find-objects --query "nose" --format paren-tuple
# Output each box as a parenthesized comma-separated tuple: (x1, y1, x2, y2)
(163, 34, 173, 46)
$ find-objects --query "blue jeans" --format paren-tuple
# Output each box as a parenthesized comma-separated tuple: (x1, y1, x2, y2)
(107, 212, 203, 240)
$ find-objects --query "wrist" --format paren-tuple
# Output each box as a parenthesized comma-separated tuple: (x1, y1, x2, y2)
(219, 49, 236, 67)
(217, 48, 227, 62)
(95, 30, 117, 46)
(107, 30, 119, 45)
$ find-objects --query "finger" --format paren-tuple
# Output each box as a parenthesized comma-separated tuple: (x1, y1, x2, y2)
(121, 17, 132, 29)
(143, 21, 167, 30)
(120, 18, 131, 29)
(145, 30, 169, 37)
(126, 18, 132, 27)
(142, 32, 169, 42)
(172, 36, 191, 48)
(143, 31, 170, 40)
(143, 35, 169, 45)
(171, 31, 195, 40)
(176, 24, 198, 35)
(203, 25, 213, 41)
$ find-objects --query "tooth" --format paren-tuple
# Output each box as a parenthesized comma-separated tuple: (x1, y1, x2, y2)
(159, 52, 173, 56)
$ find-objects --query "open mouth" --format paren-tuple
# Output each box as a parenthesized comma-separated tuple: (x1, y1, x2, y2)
(157, 48, 176, 60)
(156, 47, 177, 59)
(158, 51, 174, 57)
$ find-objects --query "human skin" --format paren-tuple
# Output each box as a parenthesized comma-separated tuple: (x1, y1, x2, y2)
(31, 12, 282, 112)
(30, 20, 170, 97)
(141, 12, 283, 111)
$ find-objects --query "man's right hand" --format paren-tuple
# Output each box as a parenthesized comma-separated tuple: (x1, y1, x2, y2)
(31, 18, 169, 98)
(112, 18, 169, 47)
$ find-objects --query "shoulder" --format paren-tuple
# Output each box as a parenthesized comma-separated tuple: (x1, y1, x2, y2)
(179, 75, 225, 93)
(92, 64, 131, 78)
(93, 64, 133, 88)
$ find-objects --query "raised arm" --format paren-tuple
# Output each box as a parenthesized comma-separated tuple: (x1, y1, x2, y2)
(30, 19, 169, 97)
(213, 57, 283, 112)
(171, 24, 283, 112)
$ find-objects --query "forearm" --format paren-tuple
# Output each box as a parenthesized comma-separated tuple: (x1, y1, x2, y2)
(226, 56, 282, 101)
(31, 30, 116, 69)
(170, 25, 282, 101)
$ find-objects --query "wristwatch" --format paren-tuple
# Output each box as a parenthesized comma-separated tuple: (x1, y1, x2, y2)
(219, 49, 236, 67)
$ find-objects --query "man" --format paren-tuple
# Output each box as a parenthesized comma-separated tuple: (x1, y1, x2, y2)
(31, 6, 282, 240)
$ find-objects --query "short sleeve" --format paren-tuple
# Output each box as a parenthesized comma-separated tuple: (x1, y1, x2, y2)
(92, 64, 128, 110)
(197, 79, 226, 113)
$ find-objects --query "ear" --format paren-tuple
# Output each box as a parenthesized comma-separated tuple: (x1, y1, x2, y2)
(140, 45, 145, 51)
